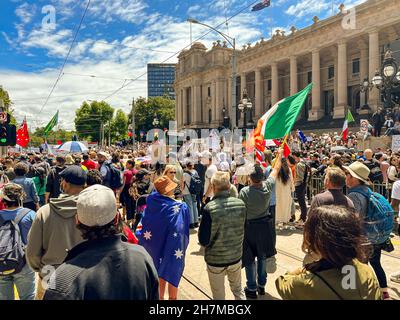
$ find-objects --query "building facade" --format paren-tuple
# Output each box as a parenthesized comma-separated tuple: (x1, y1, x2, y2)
(174, 0, 400, 130)
(147, 63, 176, 99)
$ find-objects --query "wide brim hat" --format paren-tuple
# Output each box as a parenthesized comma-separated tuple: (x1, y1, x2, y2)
(343, 162, 370, 184)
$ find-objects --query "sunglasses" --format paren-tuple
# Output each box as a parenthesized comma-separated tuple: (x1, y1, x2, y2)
(168, 171, 176, 174)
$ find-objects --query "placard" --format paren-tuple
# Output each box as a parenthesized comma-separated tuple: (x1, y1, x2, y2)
(360, 119, 369, 133)
(392, 135, 400, 152)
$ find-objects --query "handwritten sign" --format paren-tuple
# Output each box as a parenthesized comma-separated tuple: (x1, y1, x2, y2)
(392, 135, 400, 152)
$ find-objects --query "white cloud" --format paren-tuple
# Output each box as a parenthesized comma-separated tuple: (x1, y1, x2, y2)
(87, 0, 148, 24)
(286, 0, 331, 17)
(1, 32, 13, 46)
(15, 2, 37, 24)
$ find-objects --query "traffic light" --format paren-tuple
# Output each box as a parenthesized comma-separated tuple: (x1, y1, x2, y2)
(0, 124, 16, 146)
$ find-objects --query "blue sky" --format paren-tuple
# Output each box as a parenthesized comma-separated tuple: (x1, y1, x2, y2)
(0, 0, 365, 130)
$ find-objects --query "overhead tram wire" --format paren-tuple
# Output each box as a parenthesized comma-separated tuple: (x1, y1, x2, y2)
(37, 0, 91, 116)
(101, 0, 260, 102)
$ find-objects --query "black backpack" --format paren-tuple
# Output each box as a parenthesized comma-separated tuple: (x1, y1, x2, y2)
(105, 162, 124, 189)
(0, 208, 31, 276)
(186, 171, 203, 195)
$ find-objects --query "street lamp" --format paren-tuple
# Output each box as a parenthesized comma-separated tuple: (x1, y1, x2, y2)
(187, 18, 237, 130)
(361, 46, 400, 110)
(237, 89, 253, 129)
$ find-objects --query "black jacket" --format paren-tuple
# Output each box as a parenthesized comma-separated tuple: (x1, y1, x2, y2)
(43, 235, 159, 300)
(46, 165, 66, 199)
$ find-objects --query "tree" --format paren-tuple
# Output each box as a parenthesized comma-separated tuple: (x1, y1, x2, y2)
(74, 100, 114, 142)
(129, 96, 175, 135)
(30, 127, 75, 146)
(111, 109, 128, 141)
(0, 87, 16, 125)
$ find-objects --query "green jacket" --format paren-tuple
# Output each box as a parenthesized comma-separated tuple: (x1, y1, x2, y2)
(276, 259, 381, 300)
(198, 190, 246, 267)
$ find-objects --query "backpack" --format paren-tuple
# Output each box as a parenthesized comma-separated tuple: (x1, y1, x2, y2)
(0, 208, 31, 276)
(186, 171, 202, 195)
(350, 187, 394, 245)
(365, 161, 383, 183)
(106, 162, 124, 189)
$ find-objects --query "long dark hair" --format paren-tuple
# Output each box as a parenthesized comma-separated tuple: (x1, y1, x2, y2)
(278, 158, 291, 185)
(302, 205, 369, 272)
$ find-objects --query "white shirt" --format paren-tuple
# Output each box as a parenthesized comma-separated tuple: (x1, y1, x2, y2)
(391, 180, 400, 214)
(204, 164, 218, 198)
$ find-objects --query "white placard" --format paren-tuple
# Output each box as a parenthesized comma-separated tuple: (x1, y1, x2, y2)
(392, 135, 400, 152)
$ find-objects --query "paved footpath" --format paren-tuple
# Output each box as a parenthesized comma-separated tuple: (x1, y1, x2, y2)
(178, 226, 400, 300)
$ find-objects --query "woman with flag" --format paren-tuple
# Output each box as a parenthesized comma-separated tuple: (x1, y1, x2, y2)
(138, 176, 190, 300)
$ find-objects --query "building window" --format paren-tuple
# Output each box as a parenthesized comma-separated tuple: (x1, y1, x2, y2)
(328, 66, 334, 79)
(208, 109, 212, 124)
(267, 80, 272, 91)
(208, 87, 211, 97)
(307, 71, 312, 84)
(352, 58, 360, 74)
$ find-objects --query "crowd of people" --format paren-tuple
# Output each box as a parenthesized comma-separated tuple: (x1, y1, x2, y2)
(0, 130, 399, 301)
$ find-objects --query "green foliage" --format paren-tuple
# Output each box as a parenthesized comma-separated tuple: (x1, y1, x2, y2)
(30, 127, 76, 147)
(0, 87, 16, 125)
(129, 96, 175, 134)
(74, 100, 114, 142)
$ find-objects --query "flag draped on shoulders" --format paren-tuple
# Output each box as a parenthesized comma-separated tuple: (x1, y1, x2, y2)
(138, 191, 190, 288)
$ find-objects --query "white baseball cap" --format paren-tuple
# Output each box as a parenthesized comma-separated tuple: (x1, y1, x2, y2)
(77, 184, 117, 227)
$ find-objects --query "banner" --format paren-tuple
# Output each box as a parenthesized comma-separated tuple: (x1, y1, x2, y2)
(360, 119, 369, 133)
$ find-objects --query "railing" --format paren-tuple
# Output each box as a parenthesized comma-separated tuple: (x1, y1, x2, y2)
(307, 176, 392, 201)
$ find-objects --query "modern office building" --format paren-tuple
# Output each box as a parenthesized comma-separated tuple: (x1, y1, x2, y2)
(147, 63, 176, 99)
(174, 0, 400, 130)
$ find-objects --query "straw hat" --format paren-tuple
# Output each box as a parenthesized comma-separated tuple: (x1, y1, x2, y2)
(343, 162, 370, 184)
(154, 176, 177, 195)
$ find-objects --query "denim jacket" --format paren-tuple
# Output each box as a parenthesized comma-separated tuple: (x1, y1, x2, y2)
(13, 176, 39, 204)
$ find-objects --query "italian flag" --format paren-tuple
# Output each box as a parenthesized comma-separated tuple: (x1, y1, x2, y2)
(342, 110, 355, 141)
(255, 83, 313, 141)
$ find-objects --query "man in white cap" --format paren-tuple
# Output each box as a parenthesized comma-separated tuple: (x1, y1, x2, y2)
(97, 151, 112, 188)
(43, 184, 159, 300)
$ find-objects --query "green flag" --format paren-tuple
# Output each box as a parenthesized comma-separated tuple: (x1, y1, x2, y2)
(347, 110, 355, 123)
(44, 110, 59, 135)
(260, 83, 313, 140)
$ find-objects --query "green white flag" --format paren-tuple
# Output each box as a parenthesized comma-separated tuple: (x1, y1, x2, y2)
(258, 83, 313, 140)
(44, 110, 59, 135)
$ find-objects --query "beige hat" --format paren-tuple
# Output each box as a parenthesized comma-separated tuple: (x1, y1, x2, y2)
(98, 151, 110, 159)
(77, 184, 117, 227)
(343, 162, 370, 184)
(65, 154, 74, 165)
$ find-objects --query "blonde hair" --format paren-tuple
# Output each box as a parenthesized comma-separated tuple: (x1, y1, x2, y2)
(211, 171, 231, 192)
(163, 165, 176, 176)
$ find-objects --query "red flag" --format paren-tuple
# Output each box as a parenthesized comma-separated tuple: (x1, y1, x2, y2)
(273, 139, 291, 158)
(57, 140, 63, 145)
(16, 119, 30, 148)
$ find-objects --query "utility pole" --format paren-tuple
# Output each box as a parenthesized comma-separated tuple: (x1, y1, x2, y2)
(131, 97, 135, 150)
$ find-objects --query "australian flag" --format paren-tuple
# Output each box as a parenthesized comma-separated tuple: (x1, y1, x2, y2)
(297, 129, 307, 144)
(252, 0, 271, 11)
(138, 191, 190, 288)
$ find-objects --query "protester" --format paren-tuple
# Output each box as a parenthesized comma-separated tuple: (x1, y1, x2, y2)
(183, 160, 200, 229)
(239, 151, 282, 299)
(202, 152, 218, 204)
(275, 158, 295, 225)
(26, 165, 87, 300)
(199, 171, 246, 300)
(292, 151, 308, 225)
(45, 156, 66, 203)
(344, 162, 391, 300)
(43, 184, 159, 300)
(82, 154, 97, 170)
(0, 184, 36, 300)
(138, 176, 190, 300)
(13, 162, 39, 211)
(276, 205, 381, 300)
(32, 167, 47, 207)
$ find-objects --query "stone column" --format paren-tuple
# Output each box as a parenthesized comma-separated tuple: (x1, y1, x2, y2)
(240, 73, 247, 98)
(194, 84, 202, 126)
(309, 49, 323, 121)
(227, 77, 232, 119)
(271, 63, 279, 106)
(369, 30, 380, 111)
(290, 56, 298, 96)
(334, 40, 347, 119)
(212, 80, 217, 126)
(182, 87, 187, 126)
(255, 68, 263, 118)
(175, 89, 180, 127)
(360, 43, 369, 107)
(216, 79, 223, 122)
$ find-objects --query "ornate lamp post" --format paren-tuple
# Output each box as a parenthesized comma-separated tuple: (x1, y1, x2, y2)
(238, 89, 253, 129)
(361, 46, 400, 110)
